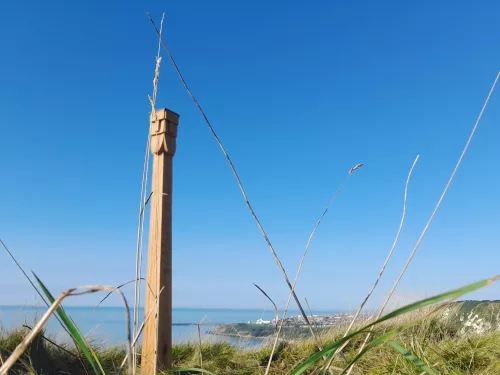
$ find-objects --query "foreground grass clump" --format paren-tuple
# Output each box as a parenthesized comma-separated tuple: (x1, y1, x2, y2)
(0, 328, 129, 375)
(2, 315, 500, 375)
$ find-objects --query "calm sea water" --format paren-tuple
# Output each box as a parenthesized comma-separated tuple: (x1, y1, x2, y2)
(0, 306, 338, 348)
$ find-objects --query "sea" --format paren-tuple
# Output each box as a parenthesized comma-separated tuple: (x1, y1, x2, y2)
(0, 306, 340, 348)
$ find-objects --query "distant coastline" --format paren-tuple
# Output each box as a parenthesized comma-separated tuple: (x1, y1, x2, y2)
(0, 305, 341, 347)
(210, 301, 500, 340)
(209, 312, 372, 339)
(2, 301, 498, 345)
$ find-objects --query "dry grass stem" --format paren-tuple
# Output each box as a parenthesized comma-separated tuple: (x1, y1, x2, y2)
(304, 298, 315, 327)
(324, 155, 419, 373)
(141, 192, 153, 213)
(197, 315, 207, 369)
(304, 297, 325, 350)
(253, 284, 279, 331)
(96, 277, 150, 310)
(265, 165, 363, 375)
(133, 135, 152, 339)
(345, 71, 500, 375)
(0, 289, 73, 375)
(1, 239, 51, 309)
(1, 240, 80, 348)
(344, 155, 419, 336)
(147, 11, 313, 349)
(120, 286, 165, 369)
(349, 163, 364, 174)
(21, 324, 78, 359)
(197, 324, 203, 369)
(0, 285, 133, 375)
(133, 12, 165, 372)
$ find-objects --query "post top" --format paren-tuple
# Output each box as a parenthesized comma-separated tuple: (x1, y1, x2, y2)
(151, 108, 180, 124)
(150, 108, 179, 156)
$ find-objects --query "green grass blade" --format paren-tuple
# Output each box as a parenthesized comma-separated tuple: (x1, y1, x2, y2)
(70, 316, 107, 375)
(338, 278, 497, 374)
(338, 326, 412, 374)
(289, 276, 498, 375)
(366, 277, 497, 328)
(32, 272, 103, 375)
(291, 335, 356, 375)
(387, 341, 439, 375)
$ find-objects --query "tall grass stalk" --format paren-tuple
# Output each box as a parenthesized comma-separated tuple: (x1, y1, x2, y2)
(0, 239, 90, 370)
(253, 284, 279, 332)
(345, 70, 500, 375)
(21, 324, 78, 359)
(304, 298, 320, 335)
(197, 324, 203, 369)
(290, 275, 498, 375)
(265, 165, 363, 375)
(136, 13, 166, 375)
(344, 156, 419, 336)
(147, 12, 315, 346)
(324, 155, 419, 372)
(97, 277, 150, 310)
(0, 284, 133, 375)
(119, 286, 165, 370)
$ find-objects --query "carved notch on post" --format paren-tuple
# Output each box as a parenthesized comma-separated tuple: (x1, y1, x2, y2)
(150, 108, 179, 156)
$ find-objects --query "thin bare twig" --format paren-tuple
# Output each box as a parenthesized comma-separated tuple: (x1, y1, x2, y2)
(21, 325, 78, 359)
(197, 315, 207, 369)
(304, 298, 314, 323)
(265, 165, 363, 375)
(133, 13, 165, 374)
(1, 239, 50, 308)
(0, 285, 133, 375)
(197, 324, 203, 369)
(304, 297, 325, 350)
(139, 192, 153, 217)
(96, 277, 151, 310)
(0, 240, 81, 352)
(349, 164, 364, 175)
(345, 71, 500, 375)
(304, 298, 319, 332)
(133, 135, 151, 347)
(120, 286, 165, 369)
(346, 156, 419, 335)
(324, 155, 419, 372)
(253, 284, 279, 331)
(147, 12, 314, 343)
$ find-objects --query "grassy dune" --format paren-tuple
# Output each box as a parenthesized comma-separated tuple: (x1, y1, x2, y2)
(2, 302, 499, 375)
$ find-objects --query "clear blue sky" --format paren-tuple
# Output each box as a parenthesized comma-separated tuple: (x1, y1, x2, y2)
(1, 0, 499, 310)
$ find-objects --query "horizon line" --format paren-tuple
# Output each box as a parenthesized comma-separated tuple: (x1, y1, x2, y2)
(0, 304, 351, 312)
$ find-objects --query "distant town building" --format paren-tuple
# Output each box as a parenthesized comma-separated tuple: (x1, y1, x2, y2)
(253, 313, 372, 327)
(255, 318, 271, 325)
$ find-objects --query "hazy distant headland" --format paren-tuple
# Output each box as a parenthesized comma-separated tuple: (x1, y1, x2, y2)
(210, 300, 500, 340)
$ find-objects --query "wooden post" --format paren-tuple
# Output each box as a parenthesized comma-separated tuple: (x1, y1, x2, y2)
(142, 108, 179, 374)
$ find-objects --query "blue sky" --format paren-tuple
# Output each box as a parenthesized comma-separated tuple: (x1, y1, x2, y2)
(1, 0, 499, 310)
